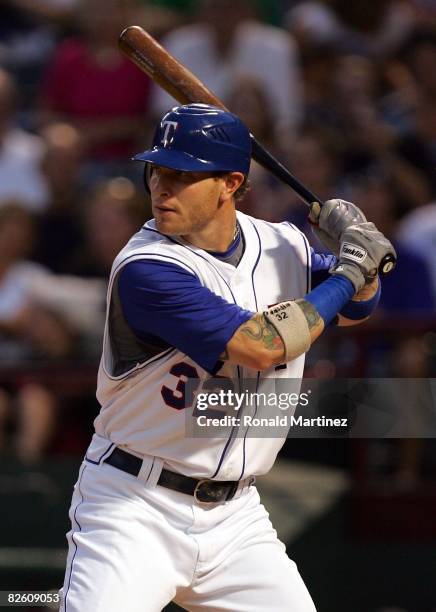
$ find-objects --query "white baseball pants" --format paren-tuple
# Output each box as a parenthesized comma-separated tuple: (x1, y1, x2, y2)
(60, 457, 317, 611)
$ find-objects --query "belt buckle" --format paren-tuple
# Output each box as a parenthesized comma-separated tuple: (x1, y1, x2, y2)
(194, 479, 240, 504)
(194, 479, 216, 504)
(193, 479, 227, 504)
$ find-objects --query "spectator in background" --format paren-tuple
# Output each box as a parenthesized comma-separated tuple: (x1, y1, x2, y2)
(0, 383, 57, 463)
(152, 0, 303, 136)
(0, 202, 74, 463)
(0, 1, 57, 106)
(299, 41, 341, 128)
(39, 0, 152, 185)
(396, 202, 436, 304)
(391, 336, 434, 488)
(285, 126, 345, 238)
(393, 30, 436, 195)
(330, 55, 393, 175)
(286, 0, 344, 52)
(348, 176, 434, 314)
(381, 28, 436, 135)
(0, 203, 44, 363)
(412, 0, 436, 26)
(286, 0, 416, 58)
(133, 1, 187, 39)
(6, 0, 79, 26)
(138, 0, 194, 15)
(331, 0, 416, 57)
(32, 122, 85, 273)
(67, 177, 150, 278)
(0, 69, 48, 211)
(0, 201, 106, 360)
(225, 77, 277, 148)
(0, 201, 100, 462)
(322, 53, 431, 211)
(225, 76, 294, 222)
(292, 126, 343, 200)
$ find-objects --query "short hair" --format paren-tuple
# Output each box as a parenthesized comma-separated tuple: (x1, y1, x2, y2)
(213, 173, 251, 203)
(234, 176, 251, 202)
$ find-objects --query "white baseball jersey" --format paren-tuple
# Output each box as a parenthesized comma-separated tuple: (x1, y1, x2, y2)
(94, 210, 310, 480)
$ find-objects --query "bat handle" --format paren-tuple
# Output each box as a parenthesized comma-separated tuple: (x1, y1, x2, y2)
(250, 137, 322, 208)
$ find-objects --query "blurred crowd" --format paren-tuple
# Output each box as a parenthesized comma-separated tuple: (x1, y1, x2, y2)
(0, 0, 435, 462)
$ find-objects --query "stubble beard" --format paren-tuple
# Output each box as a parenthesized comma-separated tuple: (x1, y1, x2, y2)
(156, 205, 216, 238)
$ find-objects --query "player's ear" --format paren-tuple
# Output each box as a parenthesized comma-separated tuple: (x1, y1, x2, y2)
(220, 172, 244, 201)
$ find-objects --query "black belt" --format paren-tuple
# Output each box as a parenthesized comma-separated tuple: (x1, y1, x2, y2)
(104, 447, 252, 503)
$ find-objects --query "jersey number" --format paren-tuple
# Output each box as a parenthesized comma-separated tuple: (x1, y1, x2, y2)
(161, 361, 200, 410)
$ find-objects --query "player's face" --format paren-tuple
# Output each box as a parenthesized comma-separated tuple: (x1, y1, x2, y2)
(149, 166, 226, 236)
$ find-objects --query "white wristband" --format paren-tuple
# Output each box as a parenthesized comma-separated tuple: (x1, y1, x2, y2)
(264, 301, 311, 362)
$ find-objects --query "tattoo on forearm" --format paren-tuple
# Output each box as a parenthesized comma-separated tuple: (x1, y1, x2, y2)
(296, 299, 322, 331)
(241, 314, 283, 351)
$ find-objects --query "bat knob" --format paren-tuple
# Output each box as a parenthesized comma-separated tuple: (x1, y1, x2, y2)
(378, 253, 396, 276)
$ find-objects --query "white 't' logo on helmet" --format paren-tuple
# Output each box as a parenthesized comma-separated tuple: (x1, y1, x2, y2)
(161, 121, 178, 147)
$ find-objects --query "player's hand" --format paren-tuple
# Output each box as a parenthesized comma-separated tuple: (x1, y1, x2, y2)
(330, 222, 397, 292)
(309, 199, 367, 255)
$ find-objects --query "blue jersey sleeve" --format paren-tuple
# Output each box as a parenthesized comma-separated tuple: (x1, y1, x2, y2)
(311, 248, 336, 288)
(118, 260, 254, 373)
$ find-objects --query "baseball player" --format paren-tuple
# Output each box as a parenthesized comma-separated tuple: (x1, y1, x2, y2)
(60, 104, 395, 612)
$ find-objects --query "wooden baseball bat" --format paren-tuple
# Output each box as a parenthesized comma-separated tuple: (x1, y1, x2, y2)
(118, 25, 396, 275)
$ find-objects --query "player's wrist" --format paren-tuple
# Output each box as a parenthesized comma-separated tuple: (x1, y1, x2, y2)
(330, 262, 365, 293)
(352, 276, 379, 301)
(304, 274, 355, 327)
(339, 278, 381, 321)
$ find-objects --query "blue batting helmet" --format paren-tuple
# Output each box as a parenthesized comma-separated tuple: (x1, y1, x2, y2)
(133, 103, 252, 176)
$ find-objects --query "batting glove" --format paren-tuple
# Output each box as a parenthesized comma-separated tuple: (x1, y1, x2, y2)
(309, 199, 367, 255)
(330, 222, 397, 292)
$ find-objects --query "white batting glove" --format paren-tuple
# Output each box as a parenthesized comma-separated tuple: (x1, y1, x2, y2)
(309, 199, 367, 255)
(330, 222, 397, 292)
